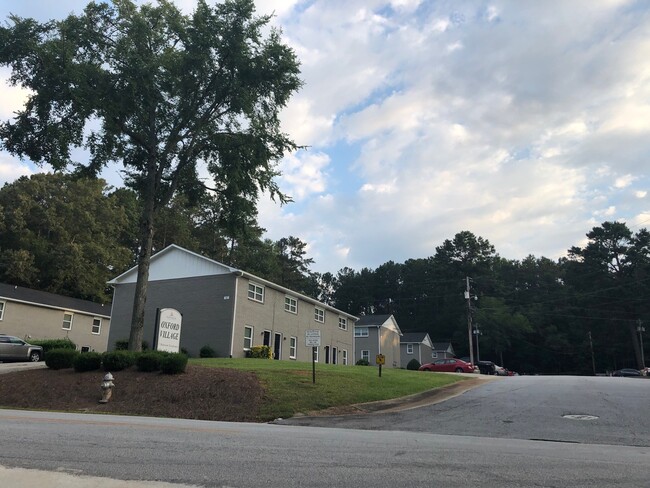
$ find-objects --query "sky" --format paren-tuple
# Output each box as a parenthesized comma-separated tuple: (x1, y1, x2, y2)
(1, 0, 649, 273)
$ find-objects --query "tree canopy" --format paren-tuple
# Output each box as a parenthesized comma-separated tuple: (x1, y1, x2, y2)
(0, 0, 302, 350)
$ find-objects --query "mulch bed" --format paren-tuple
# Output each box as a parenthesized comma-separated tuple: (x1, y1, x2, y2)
(0, 365, 266, 422)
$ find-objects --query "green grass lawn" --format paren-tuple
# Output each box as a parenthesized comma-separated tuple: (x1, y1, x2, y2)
(191, 358, 465, 420)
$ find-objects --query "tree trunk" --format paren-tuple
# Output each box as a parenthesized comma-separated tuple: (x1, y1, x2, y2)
(128, 167, 157, 352)
(629, 322, 643, 369)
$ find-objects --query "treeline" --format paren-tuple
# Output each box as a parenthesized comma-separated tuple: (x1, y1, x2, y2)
(1, 173, 648, 374)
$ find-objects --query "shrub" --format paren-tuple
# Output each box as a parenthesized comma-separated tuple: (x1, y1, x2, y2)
(114, 339, 149, 351)
(102, 350, 136, 371)
(199, 345, 215, 358)
(406, 358, 421, 371)
(160, 353, 188, 374)
(136, 351, 165, 372)
(31, 338, 76, 353)
(249, 345, 273, 359)
(45, 348, 79, 370)
(356, 358, 370, 366)
(73, 352, 102, 372)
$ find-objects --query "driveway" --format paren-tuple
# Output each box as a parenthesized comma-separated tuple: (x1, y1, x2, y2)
(0, 361, 47, 374)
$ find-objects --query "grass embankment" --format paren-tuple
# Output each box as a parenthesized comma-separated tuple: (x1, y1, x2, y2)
(192, 358, 464, 420)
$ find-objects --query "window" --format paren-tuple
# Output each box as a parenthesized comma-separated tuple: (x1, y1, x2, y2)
(0, 301, 5, 320)
(81, 346, 91, 353)
(247, 282, 264, 303)
(244, 326, 253, 350)
(338, 317, 347, 330)
(432, 351, 438, 358)
(407, 344, 414, 354)
(289, 337, 297, 359)
(354, 327, 369, 337)
(91, 318, 101, 335)
(314, 307, 325, 323)
(62, 312, 73, 330)
(284, 296, 297, 314)
(361, 350, 369, 361)
(342, 350, 348, 365)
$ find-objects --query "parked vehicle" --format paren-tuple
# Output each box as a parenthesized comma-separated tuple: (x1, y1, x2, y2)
(0, 335, 43, 362)
(477, 360, 496, 375)
(419, 358, 476, 373)
(611, 368, 641, 377)
(493, 364, 508, 376)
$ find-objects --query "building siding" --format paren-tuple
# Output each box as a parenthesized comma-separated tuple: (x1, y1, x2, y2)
(0, 300, 110, 352)
(232, 277, 353, 363)
(107, 274, 236, 356)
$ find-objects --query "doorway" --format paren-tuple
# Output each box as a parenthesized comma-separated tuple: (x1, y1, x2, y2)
(273, 332, 282, 360)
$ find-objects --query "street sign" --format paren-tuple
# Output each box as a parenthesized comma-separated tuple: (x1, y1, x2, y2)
(376, 354, 385, 365)
(305, 329, 321, 347)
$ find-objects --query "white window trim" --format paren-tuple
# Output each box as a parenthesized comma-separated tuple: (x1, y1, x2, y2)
(361, 350, 369, 361)
(314, 307, 325, 323)
(313, 347, 319, 363)
(0, 300, 5, 320)
(406, 343, 414, 354)
(354, 327, 369, 337)
(432, 351, 438, 358)
(62, 312, 73, 331)
(247, 282, 264, 303)
(342, 349, 348, 366)
(91, 317, 102, 335)
(244, 326, 254, 350)
(284, 295, 298, 314)
(338, 316, 347, 330)
(289, 336, 297, 359)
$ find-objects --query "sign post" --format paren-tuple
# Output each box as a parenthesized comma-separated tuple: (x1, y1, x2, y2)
(305, 330, 321, 384)
(153, 308, 183, 353)
(376, 354, 385, 377)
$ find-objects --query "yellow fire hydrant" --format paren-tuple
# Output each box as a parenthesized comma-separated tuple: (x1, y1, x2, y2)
(99, 372, 115, 404)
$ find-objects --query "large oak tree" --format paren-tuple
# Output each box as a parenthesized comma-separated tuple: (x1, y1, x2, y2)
(0, 0, 302, 350)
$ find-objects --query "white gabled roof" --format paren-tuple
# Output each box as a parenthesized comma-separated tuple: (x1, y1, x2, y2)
(107, 244, 238, 285)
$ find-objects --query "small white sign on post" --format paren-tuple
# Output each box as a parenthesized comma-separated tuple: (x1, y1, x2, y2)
(156, 308, 182, 353)
(305, 329, 321, 347)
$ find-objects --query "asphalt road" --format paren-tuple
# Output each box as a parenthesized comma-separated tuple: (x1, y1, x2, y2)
(0, 408, 649, 488)
(1, 374, 649, 487)
(280, 374, 650, 446)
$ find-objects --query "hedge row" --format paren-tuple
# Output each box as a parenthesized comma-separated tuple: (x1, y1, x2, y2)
(44, 349, 188, 375)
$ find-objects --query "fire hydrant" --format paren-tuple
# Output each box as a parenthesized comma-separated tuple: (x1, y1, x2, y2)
(99, 372, 115, 404)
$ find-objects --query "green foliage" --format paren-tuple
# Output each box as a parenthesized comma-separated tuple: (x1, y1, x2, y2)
(102, 351, 136, 372)
(0, 0, 303, 351)
(45, 348, 79, 370)
(406, 359, 421, 371)
(249, 345, 273, 359)
(199, 345, 216, 358)
(114, 340, 129, 351)
(160, 353, 188, 374)
(356, 358, 370, 366)
(136, 352, 165, 372)
(31, 338, 76, 353)
(0, 174, 134, 302)
(73, 352, 102, 372)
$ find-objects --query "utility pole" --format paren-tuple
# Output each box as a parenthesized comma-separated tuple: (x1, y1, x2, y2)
(637, 320, 646, 369)
(588, 330, 596, 376)
(465, 277, 475, 366)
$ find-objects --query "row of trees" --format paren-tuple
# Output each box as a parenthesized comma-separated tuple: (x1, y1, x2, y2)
(0, 173, 315, 303)
(330, 227, 650, 375)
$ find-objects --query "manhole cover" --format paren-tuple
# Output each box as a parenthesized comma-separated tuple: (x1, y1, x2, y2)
(562, 414, 599, 420)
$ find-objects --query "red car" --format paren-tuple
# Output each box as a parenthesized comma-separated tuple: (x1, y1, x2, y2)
(418, 358, 476, 373)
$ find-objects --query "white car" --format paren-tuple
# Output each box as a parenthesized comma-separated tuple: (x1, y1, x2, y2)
(494, 364, 507, 376)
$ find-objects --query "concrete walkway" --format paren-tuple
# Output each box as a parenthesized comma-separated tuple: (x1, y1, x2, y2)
(0, 361, 47, 374)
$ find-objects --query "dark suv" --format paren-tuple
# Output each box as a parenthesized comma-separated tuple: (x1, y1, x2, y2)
(477, 360, 497, 375)
(0, 335, 43, 362)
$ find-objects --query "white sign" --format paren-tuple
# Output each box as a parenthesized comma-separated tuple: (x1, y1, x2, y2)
(156, 308, 182, 353)
(305, 329, 321, 347)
